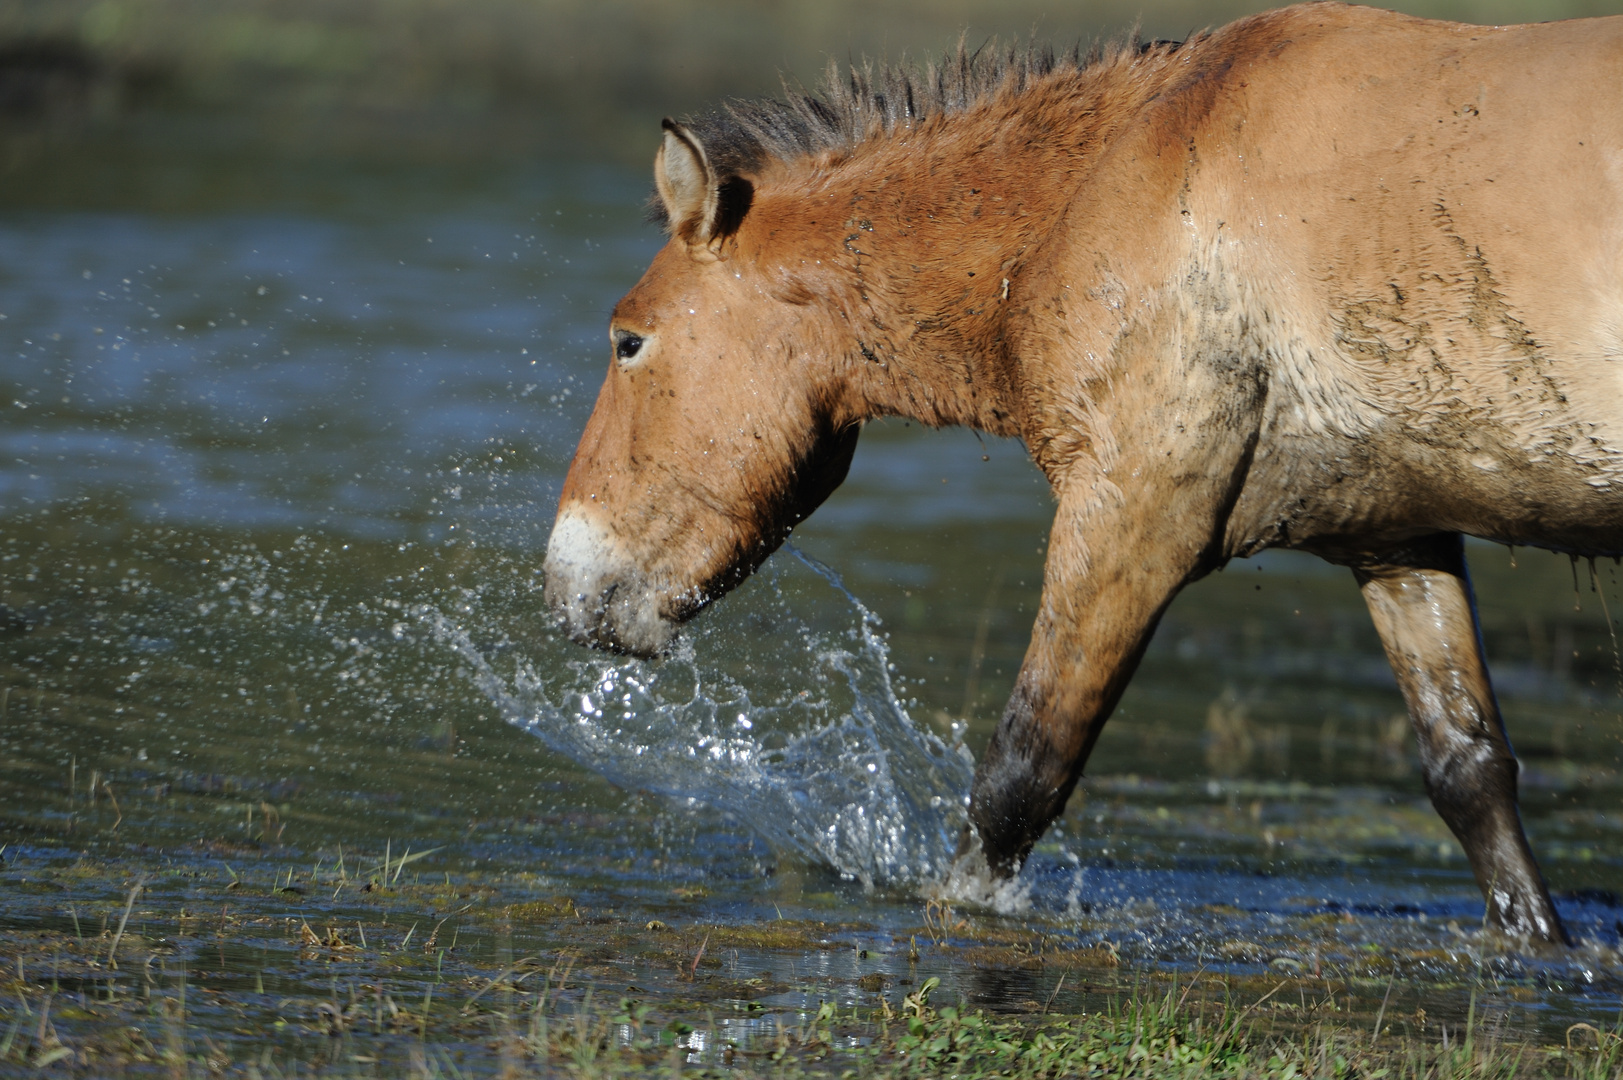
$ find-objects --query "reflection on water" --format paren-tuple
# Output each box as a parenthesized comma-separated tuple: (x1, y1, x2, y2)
(3, 141, 1623, 1043)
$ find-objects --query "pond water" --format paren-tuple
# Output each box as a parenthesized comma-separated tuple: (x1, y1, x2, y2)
(4, 137, 1623, 1054)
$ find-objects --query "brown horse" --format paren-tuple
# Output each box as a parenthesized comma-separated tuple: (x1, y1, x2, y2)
(544, 2, 1623, 945)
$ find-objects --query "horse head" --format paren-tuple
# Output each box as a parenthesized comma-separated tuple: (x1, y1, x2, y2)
(543, 120, 861, 656)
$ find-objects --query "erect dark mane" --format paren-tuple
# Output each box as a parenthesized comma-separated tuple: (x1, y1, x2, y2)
(649, 36, 1179, 224)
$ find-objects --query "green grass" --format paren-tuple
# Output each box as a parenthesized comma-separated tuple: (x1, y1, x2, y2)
(8, 949, 1623, 1078)
(0, 841, 1616, 1079)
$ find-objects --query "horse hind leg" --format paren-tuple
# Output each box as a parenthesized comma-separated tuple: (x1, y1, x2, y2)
(1351, 532, 1567, 946)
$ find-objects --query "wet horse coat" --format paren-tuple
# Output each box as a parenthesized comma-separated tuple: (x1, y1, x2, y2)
(544, 2, 1623, 944)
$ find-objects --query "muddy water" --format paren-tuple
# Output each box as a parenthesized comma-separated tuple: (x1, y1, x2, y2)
(4, 143, 1623, 1053)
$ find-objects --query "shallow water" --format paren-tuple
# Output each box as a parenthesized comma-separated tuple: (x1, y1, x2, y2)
(5, 138, 1623, 1054)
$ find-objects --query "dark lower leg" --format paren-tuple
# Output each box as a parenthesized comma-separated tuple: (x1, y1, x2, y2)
(964, 678, 1092, 877)
(1353, 533, 1565, 945)
(1420, 737, 1564, 942)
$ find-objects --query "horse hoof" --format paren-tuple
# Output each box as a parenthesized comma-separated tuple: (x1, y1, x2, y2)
(931, 828, 1022, 910)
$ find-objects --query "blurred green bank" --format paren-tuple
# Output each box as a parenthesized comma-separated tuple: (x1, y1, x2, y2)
(2, 0, 1622, 180)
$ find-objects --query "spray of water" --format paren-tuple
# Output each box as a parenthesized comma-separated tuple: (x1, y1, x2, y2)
(424, 547, 976, 889)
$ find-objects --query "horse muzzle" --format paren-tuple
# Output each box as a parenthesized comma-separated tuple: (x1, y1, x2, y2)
(543, 507, 677, 658)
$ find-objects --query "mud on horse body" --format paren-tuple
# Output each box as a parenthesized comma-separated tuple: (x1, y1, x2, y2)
(544, 2, 1623, 946)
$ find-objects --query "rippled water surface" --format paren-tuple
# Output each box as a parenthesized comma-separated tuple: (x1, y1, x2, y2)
(6, 143, 1623, 1049)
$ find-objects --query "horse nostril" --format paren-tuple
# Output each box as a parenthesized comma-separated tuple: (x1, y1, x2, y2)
(615, 333, 644, 360)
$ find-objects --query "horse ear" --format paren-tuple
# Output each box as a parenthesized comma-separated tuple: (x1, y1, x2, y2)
(654, 119, 752, 254)
(656, 120, 719, 243)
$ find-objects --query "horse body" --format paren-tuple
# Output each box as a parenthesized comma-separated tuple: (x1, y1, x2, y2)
(1195, 13, 1623, 555)
(1011, 7, 1623, 554)
(545, 3, 1623, 945)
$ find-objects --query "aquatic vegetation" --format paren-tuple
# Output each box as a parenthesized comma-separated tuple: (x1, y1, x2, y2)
(4, 884, 1622, 1080)
(2, 837, 1622, 1077)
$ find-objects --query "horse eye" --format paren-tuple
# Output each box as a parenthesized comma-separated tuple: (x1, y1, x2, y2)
(615, 333, 644, 361)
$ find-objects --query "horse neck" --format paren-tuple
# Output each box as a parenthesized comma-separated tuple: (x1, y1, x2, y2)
(801, 60, 1171, 437)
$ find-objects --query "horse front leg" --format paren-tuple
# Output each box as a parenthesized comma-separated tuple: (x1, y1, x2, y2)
(957, 478, 1219, 884)
(1352, 533, 1566, 946)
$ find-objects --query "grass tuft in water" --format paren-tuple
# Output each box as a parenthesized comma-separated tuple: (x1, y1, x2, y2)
(6, 914, 1620, 1079)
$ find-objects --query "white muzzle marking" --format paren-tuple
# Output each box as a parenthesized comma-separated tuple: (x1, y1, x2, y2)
(543, 507, 675, 657)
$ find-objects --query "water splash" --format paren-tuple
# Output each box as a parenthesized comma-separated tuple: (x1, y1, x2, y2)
(426, 547, 975, 889)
